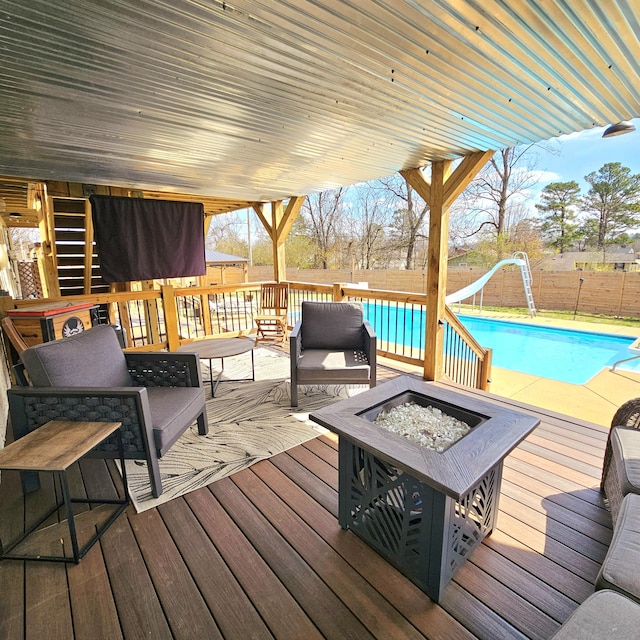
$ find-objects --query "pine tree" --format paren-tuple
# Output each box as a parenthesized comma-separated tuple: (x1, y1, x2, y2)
(536, 181, 582, 253)
(582, 163, 640, 249)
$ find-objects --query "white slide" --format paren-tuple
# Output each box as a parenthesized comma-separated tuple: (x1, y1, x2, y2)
(445, 259, 525, 305)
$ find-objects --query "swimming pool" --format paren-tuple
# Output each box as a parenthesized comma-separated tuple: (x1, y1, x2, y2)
(457, 315, 640, 385)
(360, 302, 640, 385)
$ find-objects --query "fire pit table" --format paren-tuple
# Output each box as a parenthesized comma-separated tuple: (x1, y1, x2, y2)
(310, 376, 539, 602)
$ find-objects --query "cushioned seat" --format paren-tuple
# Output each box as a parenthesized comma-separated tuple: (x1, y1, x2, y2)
(602, 426, 640, 523)
(551, 590, 640, 639)
(8, 324, 208, 497)
(296, 349, 371, 381)
(595, 493, 640, 603)
(290, 301, 376, 407)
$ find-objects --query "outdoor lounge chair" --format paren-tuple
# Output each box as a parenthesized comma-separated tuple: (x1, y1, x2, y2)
(7, 324, 208, 498)
(289, 301, 376, 407)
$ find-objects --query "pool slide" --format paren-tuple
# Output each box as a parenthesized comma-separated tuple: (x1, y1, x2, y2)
(446, 256, 536, 316)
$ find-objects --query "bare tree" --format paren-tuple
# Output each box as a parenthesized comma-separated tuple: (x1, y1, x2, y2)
(454, 146, 541, 250)
(345, 187, 392, 269)
(302, 188, 347, 269)
(373, 174, 429, 269)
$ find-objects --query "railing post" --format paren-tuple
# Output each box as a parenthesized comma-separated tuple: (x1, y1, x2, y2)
(333, 283, 345, 301)
(479, 348, 492, 391)
(161, 284, 180, 351)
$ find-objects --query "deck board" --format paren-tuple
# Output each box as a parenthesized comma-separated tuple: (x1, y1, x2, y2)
(0, 366, 618, 640)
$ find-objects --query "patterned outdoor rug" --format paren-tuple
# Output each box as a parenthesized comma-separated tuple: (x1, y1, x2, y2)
(124, 347, 365, 512)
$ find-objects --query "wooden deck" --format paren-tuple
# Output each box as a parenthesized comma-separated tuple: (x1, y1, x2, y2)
(0, 363, 613, 640)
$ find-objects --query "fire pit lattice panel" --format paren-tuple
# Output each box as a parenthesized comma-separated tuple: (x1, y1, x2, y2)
(340, 441, 501, 601)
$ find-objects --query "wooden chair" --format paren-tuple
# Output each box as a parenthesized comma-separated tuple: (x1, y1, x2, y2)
(254, 283, 289, 344)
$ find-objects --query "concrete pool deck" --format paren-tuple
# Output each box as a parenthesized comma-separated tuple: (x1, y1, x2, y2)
(380, 311, 640, 428)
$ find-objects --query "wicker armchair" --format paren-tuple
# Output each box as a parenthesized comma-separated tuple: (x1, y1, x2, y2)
(7, 324, 208, 498)
(601, 398, 640, 522)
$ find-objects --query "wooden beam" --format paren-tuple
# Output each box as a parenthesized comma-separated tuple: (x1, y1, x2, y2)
(423, 160, 452, 381)
(271, 201, 286, 282)
(253, 203, 270, 235)
(442, 150, 494, 209)
(276, 196, 305, 239)
(399, 168, 431, 204)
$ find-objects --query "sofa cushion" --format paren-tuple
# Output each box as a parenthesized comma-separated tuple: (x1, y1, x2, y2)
(610, 426, 640, 495)
(22, 324, 134, 388)
(146, 386, 206, 455)
(301, 301, 364, 350)
(595, 492, 640, 603)
(551, 590, 640, 639)
(296, 349, 370, 383)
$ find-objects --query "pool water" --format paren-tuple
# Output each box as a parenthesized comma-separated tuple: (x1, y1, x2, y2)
(457, 315, 640, 385)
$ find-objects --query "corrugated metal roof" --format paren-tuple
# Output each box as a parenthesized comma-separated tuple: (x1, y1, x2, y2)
(0, 0, 638, 202)
(205, 249, 248, 263)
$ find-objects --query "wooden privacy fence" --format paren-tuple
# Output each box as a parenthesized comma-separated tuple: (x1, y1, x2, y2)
(250, 266, 640, 318)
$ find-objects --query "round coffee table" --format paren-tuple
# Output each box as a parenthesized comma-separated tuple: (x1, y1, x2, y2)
(177, 336, 256, 396)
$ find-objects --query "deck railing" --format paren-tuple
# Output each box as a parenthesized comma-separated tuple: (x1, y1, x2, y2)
(0, 280, 492, 390)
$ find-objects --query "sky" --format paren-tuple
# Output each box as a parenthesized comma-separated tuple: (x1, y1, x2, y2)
(531, 117, 640, 191)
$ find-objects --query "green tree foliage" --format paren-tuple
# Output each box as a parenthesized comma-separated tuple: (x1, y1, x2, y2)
(582, 162, 640, 249)
(285, 215, 315, 268)
(536, 181, 582, 253)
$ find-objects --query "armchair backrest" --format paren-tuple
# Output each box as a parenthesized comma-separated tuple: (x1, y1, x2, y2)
(21, 324, 134, 388)
(300, 301, 365, 350)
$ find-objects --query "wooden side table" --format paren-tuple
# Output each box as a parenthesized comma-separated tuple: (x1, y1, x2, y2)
(0, 420, 129, 563)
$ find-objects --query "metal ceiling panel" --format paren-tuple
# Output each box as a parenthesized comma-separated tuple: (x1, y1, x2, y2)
(0, 0, 638, 202)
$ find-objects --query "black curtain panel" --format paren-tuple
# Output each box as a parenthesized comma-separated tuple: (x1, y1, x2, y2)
(90, 195, 206, 283)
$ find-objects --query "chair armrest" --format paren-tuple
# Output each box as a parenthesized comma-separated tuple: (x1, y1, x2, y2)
(290, 320, 302, 360)
(363, 321, 377, 386)
(125, 352, 204, 387)
(7, 386, 155, 456)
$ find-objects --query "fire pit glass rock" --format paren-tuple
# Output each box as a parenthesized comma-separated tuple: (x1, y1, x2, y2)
(364, 391, 483, 452)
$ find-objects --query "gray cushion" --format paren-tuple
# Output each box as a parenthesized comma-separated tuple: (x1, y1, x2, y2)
(22, 324, 134, 388)
(301, 301, 364, 350)
(296, 349, 371, 383)
(595, 493, 640, 603)
(146, 386, 206, 455)
(611, 426, 640, 494)
(551, 590, 640, 639)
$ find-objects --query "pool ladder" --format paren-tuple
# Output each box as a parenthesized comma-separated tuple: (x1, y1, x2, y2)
(513, 251, 536, 317)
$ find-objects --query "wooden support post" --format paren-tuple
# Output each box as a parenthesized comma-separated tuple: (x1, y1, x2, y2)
(423, 160, 452, 381)
(401, 150, 494, 382)
(333, 283, 346, 301)
(254, 196, 305, 283)
(272, 201, 285, 283)
(161, 285, 180, 352)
